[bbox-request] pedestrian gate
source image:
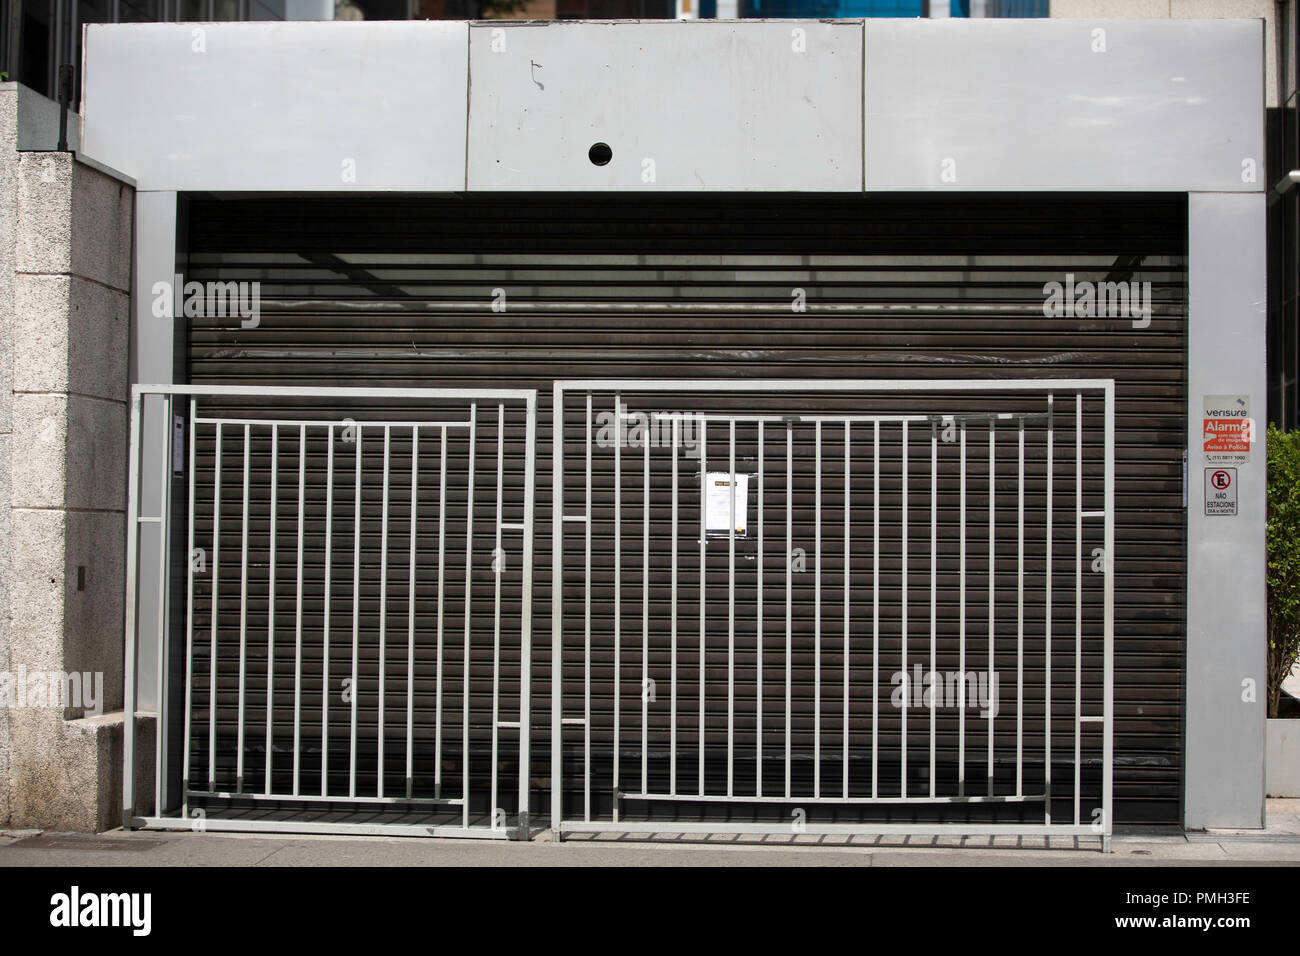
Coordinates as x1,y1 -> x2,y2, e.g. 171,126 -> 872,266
125,385 -> 537,838
551,380 -> 1114,847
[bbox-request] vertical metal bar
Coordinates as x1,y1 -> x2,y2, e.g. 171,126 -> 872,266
613,395 -> 622,817
519,396 -> 537,828
377,426 -> 392,799
1103,384 -> 1115,846
642,423 -> 650,795
584,395 -> 592,820
349,425 -> 362,799
463,408 -> 477,827
698,419 -> 707,796
901,420 -> 909,799
670,416 -> 679,795
182,400 -> 197,815
266,424 -> 278,795
1045,394 -> 1054,824
208,422 -> 223,792
155,396 -> 173,816
757,421 -> 764,798
842,422 -> 851,797
491,406 -> 504,822
1074,394 -> 1083,826
293,425 -> 305,798
550,386 -> 564,834
321,426 -> 334,796
1017,417 -> 1025,797
123,392 -> 143,823
406,427 -> 419,799
930,419 -> 937,798
727,419 -> 736,797
872,420 -> 880,799
236,424 -> 250,793
785,424 -> 793,799
49,0 -> 58,102
435,428 -> 447,796
814,420 -> 822,799
958,419 -> 966,798
988,421 -> 996,798
69,0 -> 80,110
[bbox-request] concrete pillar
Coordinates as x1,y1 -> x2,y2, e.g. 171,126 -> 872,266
0,84 -> 16,829
1184,192 -> 1269,829
6,144 -> 145,831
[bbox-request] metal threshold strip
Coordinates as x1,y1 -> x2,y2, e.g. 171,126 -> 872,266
131,817 -> 523,840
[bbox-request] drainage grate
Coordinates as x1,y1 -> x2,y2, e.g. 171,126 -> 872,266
8,834 -> 162,851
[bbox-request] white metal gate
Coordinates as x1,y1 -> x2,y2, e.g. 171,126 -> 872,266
125,385 -> 537,838
551,379 -> 1114,847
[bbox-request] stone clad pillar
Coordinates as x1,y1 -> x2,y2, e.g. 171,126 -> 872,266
2,88 -> 145,830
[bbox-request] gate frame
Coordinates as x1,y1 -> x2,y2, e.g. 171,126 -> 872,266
123,383 -> 538,840
551,378 -> 1115,849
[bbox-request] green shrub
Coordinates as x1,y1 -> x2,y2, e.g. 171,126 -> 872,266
1266,424 -> 1300,718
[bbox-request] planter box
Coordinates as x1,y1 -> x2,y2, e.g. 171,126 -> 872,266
1267,718 -> 1300,797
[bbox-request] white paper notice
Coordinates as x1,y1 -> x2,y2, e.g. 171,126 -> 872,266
705,472 -> 748,538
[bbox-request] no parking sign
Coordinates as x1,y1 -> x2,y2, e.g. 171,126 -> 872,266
1205,467 -> 1237,516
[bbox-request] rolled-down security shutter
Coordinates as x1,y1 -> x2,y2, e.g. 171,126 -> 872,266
183,193 -> 1187,826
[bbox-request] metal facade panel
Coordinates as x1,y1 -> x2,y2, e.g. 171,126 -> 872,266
80,22 -> 469,192
863,18 -> 1265,192
465,20 -> 864,191
78,20 -> 1264,194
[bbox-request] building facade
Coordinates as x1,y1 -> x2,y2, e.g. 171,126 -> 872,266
0,16 -> 1271,840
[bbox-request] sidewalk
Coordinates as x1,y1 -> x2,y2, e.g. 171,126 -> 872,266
1,800 -> 1297,867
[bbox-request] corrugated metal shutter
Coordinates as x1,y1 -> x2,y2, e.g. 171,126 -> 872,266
183,193 -> 1187,826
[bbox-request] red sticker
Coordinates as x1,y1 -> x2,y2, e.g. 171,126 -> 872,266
1203,418 -> 1250,454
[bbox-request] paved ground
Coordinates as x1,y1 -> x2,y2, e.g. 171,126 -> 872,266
0,799 -> 1297,866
